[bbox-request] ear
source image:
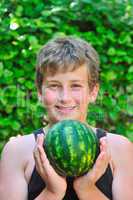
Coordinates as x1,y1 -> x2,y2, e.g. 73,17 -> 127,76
38,91 -> 42,102
89,84 -> 99,103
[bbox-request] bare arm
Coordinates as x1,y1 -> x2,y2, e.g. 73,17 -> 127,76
35,189 -> 65,200
2,134 -> 66,200
0,140 -> 28,200
111,136 -> 133,200
74,135 -> 133,200
75,185 -> 110,200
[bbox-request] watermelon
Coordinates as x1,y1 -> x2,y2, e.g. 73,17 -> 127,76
44,120 -> 99,177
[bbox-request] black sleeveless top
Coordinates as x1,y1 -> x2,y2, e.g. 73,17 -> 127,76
28,128 -> 113,200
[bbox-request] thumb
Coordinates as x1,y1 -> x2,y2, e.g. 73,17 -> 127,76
37,134 -> 44,146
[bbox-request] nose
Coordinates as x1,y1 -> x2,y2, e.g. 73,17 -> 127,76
58,87 -> 72,104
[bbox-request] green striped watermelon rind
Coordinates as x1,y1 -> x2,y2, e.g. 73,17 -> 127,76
44,120 -> 99,177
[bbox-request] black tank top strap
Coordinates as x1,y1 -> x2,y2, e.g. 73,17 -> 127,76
96,127 -> 107,139
95,128 -> 113,200
33,128 -> 45,140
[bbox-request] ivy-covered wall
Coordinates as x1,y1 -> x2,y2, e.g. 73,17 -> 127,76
0,0 -> 133,152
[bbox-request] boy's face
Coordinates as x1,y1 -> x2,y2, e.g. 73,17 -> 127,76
39,64 -> 99,125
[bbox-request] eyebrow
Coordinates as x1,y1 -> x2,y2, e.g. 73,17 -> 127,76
46,80 -> 85,83
71,80 -> 85,82
46,80 -> 60,84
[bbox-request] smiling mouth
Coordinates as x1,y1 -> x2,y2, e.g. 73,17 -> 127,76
55,106 -> 76,114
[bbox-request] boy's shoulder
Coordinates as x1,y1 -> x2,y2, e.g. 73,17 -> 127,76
7,133 -> 35,150
107,132 -> 132,147
92,126 -> 132,156
1,133 -> 36,166
106,132 -> 133,161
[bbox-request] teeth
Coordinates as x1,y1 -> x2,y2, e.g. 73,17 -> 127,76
57,106 -> 75,109
56,106 -> 76,113
56,106 -> 75,109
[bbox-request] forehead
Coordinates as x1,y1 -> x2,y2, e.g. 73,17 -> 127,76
43,64 -> 89,82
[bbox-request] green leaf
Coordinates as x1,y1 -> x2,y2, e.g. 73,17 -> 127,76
107,47 -> 116,56
105,71 -> 117,81
128,65 -> 133,73
12,121 -> 21,131
0,62 -> 4,77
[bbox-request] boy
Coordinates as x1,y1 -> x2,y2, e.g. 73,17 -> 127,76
0,36 -> 133,200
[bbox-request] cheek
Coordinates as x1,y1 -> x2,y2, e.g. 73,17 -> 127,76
72,90 -> 90,104
42,90 -> 57,106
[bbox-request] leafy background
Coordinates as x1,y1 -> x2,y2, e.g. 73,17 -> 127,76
0,0 -> 133,153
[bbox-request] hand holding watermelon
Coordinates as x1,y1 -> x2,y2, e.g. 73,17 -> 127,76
33,134 -> 67,199
73,136 -> 111,195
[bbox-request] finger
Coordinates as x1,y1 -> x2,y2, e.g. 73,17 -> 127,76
34,134 -> 45,174
33,146 -> 45,176
37,134 -> 44,147
37,145 -> 58,178
95,151 -> 110,173
37,145 -> 52,171
89,152 -> 109,182
87,137 -> 111,183
97,137 -> 110,166
100,137 -> 111,161
100,137 -> 107,152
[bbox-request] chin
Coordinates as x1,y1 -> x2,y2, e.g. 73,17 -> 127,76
52,115 -> 82,124
49,110 -> 84,124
